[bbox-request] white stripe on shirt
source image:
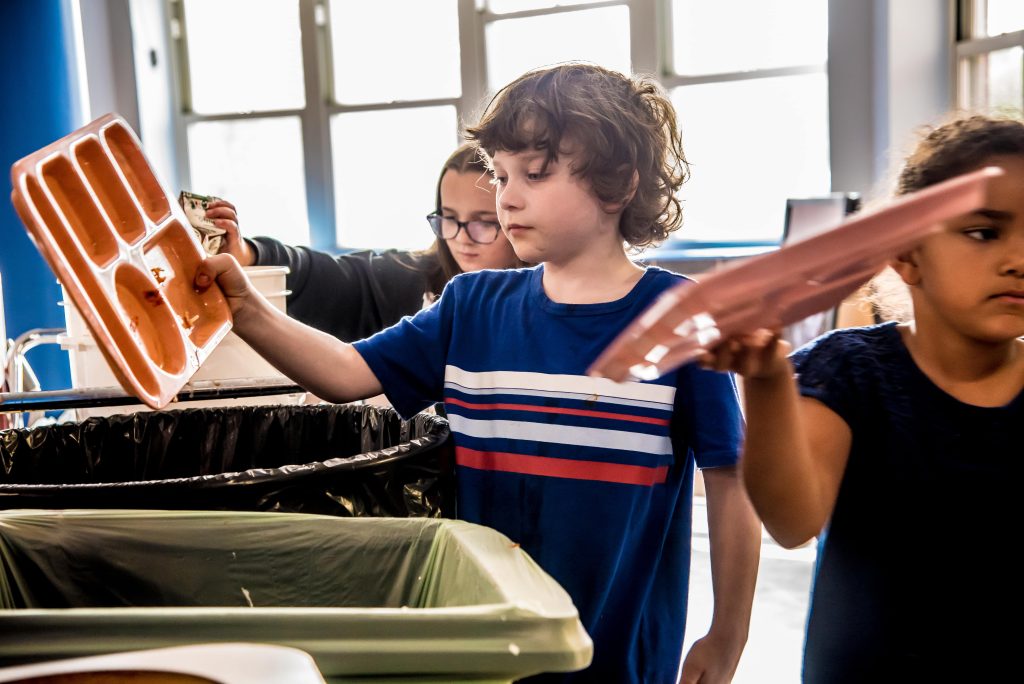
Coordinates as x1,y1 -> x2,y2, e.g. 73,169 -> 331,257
444,366 -> 676,407
447,414 -> 673,456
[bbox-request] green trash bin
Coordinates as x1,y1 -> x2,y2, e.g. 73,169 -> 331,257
0,509 -> 592,683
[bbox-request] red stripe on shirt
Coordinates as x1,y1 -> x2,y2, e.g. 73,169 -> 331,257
456,446 -> 670,486
446,397 -> 670,426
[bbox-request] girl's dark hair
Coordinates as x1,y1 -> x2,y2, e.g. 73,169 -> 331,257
415,143 -> 525,295
465,63 -> 689,249
897,114 -> 1024,195
868,114 -> 1024,322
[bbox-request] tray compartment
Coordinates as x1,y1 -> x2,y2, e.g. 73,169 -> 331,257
40,155 -> 119,268
102,122 -> 170,225
143,221 -> 231,347
113,263 -> 187,378
73,136 -> 147,245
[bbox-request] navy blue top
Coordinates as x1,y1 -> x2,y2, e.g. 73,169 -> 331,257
792,323 -> 1023,682
356,266 -> 743,683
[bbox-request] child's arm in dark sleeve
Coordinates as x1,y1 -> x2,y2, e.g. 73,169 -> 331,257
250,237 -> 428,341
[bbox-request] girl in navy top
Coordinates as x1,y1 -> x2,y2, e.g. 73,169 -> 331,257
706,115 -> 1024,682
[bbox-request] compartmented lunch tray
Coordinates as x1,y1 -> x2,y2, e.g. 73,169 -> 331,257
589,166 -> 1003,381
10,113 -> 232,409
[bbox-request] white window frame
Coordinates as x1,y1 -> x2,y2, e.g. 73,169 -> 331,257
165,0 -> 830,251
955,0 -> 1024,111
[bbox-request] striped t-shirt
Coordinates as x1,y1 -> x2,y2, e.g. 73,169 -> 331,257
355,265 -> 742,684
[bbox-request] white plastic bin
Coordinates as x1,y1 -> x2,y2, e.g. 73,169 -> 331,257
60,265 -> 304,417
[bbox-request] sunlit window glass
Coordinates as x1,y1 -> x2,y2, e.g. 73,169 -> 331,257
983,46 -> 1023,112
329,0 -> 461,105
182,0 -> 304,114
986,0 -> 1024,35
187,117 -> 310,244
487,0 -> 596,13
485,6 -> 631,91
671,74 -> 830,243
672,0 -> 827,75
331,106 -> 458,250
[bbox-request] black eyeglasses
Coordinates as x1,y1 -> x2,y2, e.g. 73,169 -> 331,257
426,212 -> 502,244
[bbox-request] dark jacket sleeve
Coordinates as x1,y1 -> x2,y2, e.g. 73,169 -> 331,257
248,237 -> 431,342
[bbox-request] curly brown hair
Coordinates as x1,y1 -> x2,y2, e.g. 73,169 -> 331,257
897,114 -> 1024,195
464,63 -> 690,249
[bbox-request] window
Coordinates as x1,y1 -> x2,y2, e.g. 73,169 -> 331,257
169,0 -> 830,251
666,0 -> 830,244
957,0 -> 1024,114
484,5 -> 632,91
172,0 -> 462,251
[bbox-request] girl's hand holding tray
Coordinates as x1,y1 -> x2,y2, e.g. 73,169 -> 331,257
588,166 -> 1003,382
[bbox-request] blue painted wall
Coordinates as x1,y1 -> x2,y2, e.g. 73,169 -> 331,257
1,0 -> 79,390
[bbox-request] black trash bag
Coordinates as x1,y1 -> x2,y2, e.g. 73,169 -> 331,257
0,404 -> 453,517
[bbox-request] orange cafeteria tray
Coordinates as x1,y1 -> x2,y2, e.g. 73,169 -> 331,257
588,166 -> 1003,382
10,113 -> 232,409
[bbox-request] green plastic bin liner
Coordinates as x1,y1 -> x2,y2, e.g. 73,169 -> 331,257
0,509 -> 592,683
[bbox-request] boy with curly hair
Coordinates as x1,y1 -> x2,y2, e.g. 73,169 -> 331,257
199,63 -> 760,683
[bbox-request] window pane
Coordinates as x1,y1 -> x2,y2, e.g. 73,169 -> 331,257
987,0 -> 1024,35
182,0 -> 304,114
671,74 -> 830,243
671,0 -> 827,75
329,0 -> 461,105
331,107 -> 458,250
960,47 -> 1024,112
485,6 -> 631,91
987,46 -> 1023,111
488,0 -> 597,13
187,117 -> 310,245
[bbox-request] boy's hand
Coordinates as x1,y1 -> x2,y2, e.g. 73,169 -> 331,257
204,199 -> 256,267
194,253 -> 257,324
698,328 -> 791,380
679,630 -> 744,684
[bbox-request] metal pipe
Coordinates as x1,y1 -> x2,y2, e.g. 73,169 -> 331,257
3,328 -> 66,394
0,378 -> 304,413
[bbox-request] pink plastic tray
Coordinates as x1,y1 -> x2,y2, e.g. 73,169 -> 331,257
588,166 -> 1003,382
10,113 -> 232,409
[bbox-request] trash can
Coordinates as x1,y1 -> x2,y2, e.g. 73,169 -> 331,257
0,509 -> 593,682
0,404 -> 452,517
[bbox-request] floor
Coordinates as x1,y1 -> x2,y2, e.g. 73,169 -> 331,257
682,497 -> 816,683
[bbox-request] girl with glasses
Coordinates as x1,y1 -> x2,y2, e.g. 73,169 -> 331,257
202,144 -> 522,341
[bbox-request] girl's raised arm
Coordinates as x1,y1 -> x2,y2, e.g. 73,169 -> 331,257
703,330 -> 851,548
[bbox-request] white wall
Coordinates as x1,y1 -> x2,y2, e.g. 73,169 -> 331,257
78,0 -> 179,187
78,0 -> 139,131
828,0 -> 953,198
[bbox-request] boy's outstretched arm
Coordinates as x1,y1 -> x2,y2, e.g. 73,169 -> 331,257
703,330 -> 850,549
195,254 -> 383,403
679,465 -> 760,684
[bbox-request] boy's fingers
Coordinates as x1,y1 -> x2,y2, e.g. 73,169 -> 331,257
195,253 -> 243,293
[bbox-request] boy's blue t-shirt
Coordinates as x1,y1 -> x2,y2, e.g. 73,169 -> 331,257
354,265 -> 742,683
